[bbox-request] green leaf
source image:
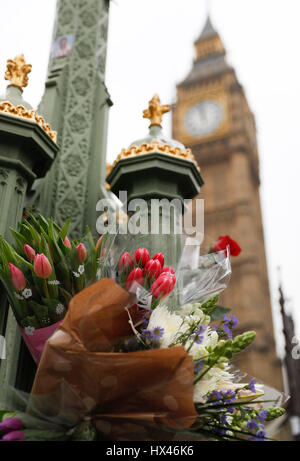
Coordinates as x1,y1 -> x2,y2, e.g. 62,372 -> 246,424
0,411 -> 17,422
86,226 -> 96,251
41,297 -> 66,323
28,300 -> 51,327
27,213 -> 41,232
58,218 -> 70,241
38,215 -> 50,233
9,228 -> 27,255
0,238 -> 18,266
20,315 -> 40,329
58,287 -> 72,307
14,252 -> 34,271
22,222 -> 39,246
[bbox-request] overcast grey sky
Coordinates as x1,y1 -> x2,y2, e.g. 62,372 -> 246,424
0,0 -> 299,353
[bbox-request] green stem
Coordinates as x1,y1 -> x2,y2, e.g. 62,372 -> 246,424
194,351 -> 223,385
43,279 -> 50,298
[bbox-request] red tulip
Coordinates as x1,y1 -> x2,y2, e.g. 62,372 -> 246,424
160,266 -> 175,275
144,259 -> 161,279
8,263 -> 26,291
33,254 -> 52,279
64,236 -> 72,249
76,243 -> 87,262
213,235 -> 241,257
151,273 -> 176,299
0,417 -> 23,433
119,252 -> 133,272
134,248 -> 150,267
24,244 -> 35,261
152,252 -> 165,268
1,430 -> 26,441
158,272 -> 176,288
126,267 -> 144,291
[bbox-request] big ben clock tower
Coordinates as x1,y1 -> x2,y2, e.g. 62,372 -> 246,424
173,16 -> 284,391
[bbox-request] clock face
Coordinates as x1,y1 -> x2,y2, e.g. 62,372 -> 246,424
184,100 -> 224,137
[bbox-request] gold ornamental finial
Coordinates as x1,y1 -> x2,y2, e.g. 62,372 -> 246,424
4,54 -> 32,92
143,94 -> 170,127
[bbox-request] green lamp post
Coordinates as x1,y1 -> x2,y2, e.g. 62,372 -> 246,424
0,55 -> 58,390
106,94 -> 204,266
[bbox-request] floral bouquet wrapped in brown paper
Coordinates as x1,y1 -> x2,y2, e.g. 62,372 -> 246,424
0,236 -> 287,441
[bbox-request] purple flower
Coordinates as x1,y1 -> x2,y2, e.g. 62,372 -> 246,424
214,427 -> 227,435
230,315 -> 239,328
193,324 -> 206,344
152,326 -> 164,341
142,310 -> 152,327
222,314 -> 239,338
123,337 -> 138,352
255,429 -> 266,440
207,391 -> 222,404
221,390 -> 236,402
0,417 -> 23,434
193,360 -> 204,373
247,419 -> 258,430
1,430 -> 26,441
223,314 -> 239,327
220,415 -> 227,425
222,323 -> 232,338
141,329 -> 153,341
258,410 -> 267,422
249,379 -> 256,393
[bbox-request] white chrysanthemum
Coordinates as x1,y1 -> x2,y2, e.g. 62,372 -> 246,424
148,305 -> 187,347
194,366 -> 235,403
179,303 -> 200,317
188,328 -> 219,359
178,304 -> 210,325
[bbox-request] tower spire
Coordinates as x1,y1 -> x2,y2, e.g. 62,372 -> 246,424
196,14 -> 218,43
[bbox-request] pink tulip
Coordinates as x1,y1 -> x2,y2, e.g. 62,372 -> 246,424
76,243 -> 87,262
64,236 -> 72,249
96,235 -> 103,251
0,417 -> 23,434
152,252 -> 165,268
1,430 -> 26,441
126,268 -> 144,291
144,259 -> 161,279
160,266 -> 175,275
33,254 -> 52,279
8,263 -> 26,291
134,248 -> 150,267
24,244 -> 35,261
119,252 -> 133,272
151,273 -> 176,299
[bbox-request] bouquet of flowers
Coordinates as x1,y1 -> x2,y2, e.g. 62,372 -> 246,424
0,235 -> 286,441
0,214 -> 106,363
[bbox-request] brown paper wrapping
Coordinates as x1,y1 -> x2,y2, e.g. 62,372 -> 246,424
30,279 -> 197,440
